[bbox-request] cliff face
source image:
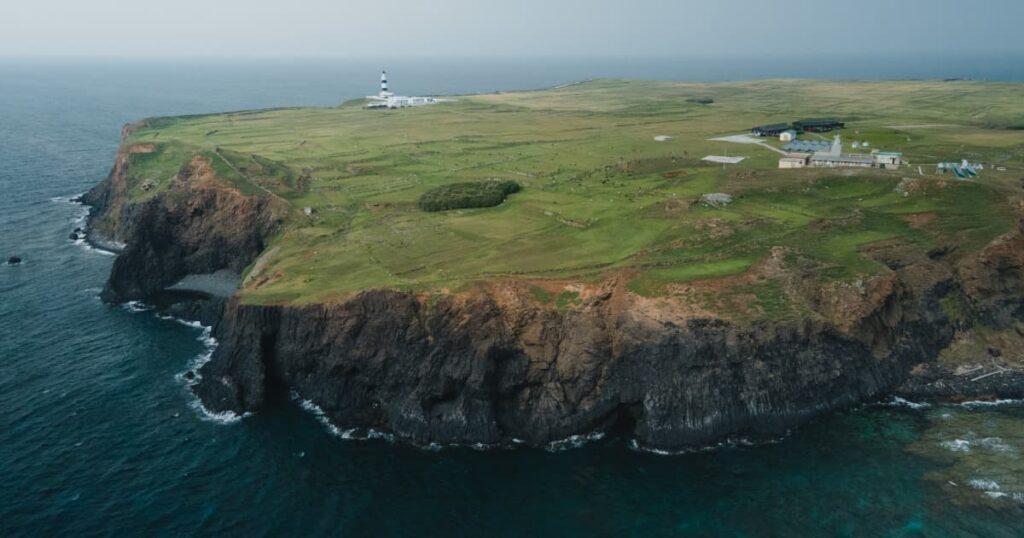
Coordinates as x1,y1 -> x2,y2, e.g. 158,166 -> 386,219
86,135 -> 1024,450
83,143 -> 287,303
192,276 -> 953,449
959,210 -> 1024,327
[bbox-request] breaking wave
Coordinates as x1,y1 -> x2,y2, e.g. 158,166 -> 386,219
939,436 -> 1014,454
293,394 -> 359,439
53,192 -> 120,256
158,313 -> 248,425
966,479 -> 1024,502
122,300 -> 154,313
881,396 -> 931,410
628,435 -> 785,456
123,303 -> 245,424
545,431 -> 605,452
940,439 -> 972,453
959,399 -> 1024,408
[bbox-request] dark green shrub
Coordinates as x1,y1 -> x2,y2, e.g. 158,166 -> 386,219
418,180 -> 521,212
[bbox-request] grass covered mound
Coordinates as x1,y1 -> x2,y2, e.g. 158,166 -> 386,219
418,180 -> 521,212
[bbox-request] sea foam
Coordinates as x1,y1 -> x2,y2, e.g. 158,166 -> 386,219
882,396 -> 931,410
122,301 -> 154,313
292,393 -> 359,439
160,314 -> 249,425
545,431 -> 606,452
940,439 -> 972,453
53,192 -> 120,256
959,399 -> 1024,408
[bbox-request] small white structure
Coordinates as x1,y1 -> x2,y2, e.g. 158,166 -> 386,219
701,193 -> 733,207
702,155 -> 746,164
365,70 -> 440,109
385,95 -> 438,108
780,130 -> 797,142
654,135 -> 674,142
873,151 -> 902,169
709,134 -> 764,145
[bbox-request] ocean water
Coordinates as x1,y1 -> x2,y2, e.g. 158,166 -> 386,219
2,57 -> 1024,536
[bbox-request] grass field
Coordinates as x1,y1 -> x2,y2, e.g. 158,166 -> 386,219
120,80 -> 1024,309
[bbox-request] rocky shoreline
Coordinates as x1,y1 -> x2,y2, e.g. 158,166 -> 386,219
83,133 -> 1024,451
896,363 -> 1024,403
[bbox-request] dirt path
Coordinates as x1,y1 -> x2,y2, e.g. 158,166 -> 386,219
213,149 -> 291,205
243,246 -> 280,286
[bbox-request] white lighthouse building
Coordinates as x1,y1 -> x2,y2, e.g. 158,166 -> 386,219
378,70 -> 393,97
365,70 -> 439,109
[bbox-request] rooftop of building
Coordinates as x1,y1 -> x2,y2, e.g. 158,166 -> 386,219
810,153 -> 876,164
753,123 -> 792,131
794,118 -> 844,126
783,140 -> 833,152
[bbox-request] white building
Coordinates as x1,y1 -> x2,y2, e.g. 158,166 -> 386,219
386,95 -> 438,108
365,70 -> 440,109
809,135 -> 875,168
873,151 -> 902,169
780,130 -> 797,142
810,153 -> 875,168
779,153 -> 809,168
778,134 -> 904,171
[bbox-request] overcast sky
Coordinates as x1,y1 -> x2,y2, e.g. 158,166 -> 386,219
3,0 -> 1023,59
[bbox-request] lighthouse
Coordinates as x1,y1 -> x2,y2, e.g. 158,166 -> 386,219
364,69 -> 441,109
379,70 -> 392,97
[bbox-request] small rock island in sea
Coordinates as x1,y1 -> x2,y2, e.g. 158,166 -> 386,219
80,79 -> 1024,451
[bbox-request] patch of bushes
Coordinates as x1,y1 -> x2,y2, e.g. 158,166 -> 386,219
530,286 -> 552,304
686,97 -> 715,105
418,180 -> 521,212
940,293 -> 967,322
556,291 -> 581,310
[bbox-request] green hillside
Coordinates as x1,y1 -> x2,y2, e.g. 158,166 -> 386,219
120,80 -> 1024,307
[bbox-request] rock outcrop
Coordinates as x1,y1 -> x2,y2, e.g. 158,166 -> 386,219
194,279 -> 953,449
83,144 -> 287,303
958,208 -> 1024,327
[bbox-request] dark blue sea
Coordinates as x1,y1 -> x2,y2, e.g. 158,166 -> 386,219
2,57 -> 1024,536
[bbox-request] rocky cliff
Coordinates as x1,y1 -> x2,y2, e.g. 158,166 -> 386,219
86,135 -> 1024,450
83,139 -> 288,303
194,280 -> 954,449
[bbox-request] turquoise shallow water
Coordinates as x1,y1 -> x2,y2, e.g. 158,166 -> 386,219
2,58 -> 1024,536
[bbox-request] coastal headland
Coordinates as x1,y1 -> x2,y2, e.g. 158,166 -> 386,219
83,80 -> 1024,449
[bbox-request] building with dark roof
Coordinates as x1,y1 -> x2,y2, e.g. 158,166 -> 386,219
793,118 -> 845,133
751,123 -> 793,137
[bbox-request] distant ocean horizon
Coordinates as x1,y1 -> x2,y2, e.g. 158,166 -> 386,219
3,52 -> 1023,116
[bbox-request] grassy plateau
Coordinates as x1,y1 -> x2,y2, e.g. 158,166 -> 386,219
119,80 -> 1024,311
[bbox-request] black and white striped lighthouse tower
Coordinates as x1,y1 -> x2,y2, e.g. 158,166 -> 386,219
380,70 -> 390,96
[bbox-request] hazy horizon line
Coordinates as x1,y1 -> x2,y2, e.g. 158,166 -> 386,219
3,51 -> 1024,62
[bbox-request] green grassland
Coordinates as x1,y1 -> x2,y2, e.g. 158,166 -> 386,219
121,80 -> 1024,308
